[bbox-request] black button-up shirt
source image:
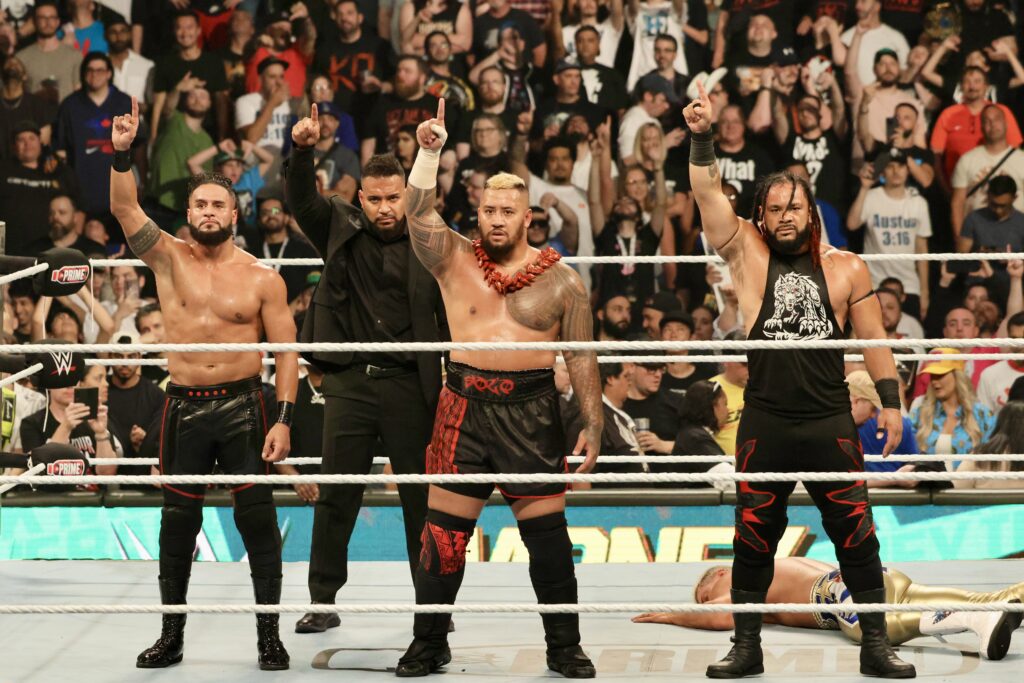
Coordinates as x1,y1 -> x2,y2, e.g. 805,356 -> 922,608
346,220 -> 415,367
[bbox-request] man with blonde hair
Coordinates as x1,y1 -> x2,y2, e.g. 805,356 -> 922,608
393,99 -> 603,679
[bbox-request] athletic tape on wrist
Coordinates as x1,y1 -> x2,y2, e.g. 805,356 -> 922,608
689,129 -> 716,167
408,147 -> 441,189
874,378 -> 901,411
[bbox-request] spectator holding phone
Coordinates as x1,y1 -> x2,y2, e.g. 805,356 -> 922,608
20,362 -> 122,478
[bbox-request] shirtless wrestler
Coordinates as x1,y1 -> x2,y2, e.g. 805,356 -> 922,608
392,99 -> 603,679
634,557 -> 1023,661
109,98 -> 299,671
684,81 -> 913,678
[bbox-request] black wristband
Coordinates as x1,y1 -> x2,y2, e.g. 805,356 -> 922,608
276,401 -> 295,427
874,378 -> 901,411
689,129 -> 716,167
112,149 -> 132,172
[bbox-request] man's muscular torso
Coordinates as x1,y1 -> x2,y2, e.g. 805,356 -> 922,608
718,220 -> 869,334
143,222 -> 276,385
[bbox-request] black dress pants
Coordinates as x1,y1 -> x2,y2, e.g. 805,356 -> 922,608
307,367 -> 433,603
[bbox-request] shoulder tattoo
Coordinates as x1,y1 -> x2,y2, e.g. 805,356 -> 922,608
127,220 -> 162,257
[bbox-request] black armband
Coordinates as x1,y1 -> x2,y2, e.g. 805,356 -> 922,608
689,129 -> 716,167
112,149 -> 132,172
874,378 -> 901,411
276,401 -> 295,427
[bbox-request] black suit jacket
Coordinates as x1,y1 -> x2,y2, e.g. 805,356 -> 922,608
286,146 -> 447,409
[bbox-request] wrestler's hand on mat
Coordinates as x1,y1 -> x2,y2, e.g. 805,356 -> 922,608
876,407 -> 903,457
416,98 -> 447,152
112,96 -> 139,151
572,425 -> 601,474
262,423 -> 291,462
292,103 -> 320,147
632,612 -> 685,625
683,79 -> 712,134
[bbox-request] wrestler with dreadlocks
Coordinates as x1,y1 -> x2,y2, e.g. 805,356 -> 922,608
684,81 -> 925,680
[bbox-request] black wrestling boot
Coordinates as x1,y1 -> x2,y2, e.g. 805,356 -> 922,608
252,576 -> 290,671
395,614 -> 452,677
543,616 -> 596,679
295,608 -> 341,633
854,589 -> 916,679
706,590 -> 766,679
136,576 -> 189,668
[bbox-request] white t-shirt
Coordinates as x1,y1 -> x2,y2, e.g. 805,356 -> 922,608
562,19 -> 623,69
112,50 -> 154,105
570,147 -> 618,193
976,360 -> 1024,412
627,1 -> 688,91
951,146 -> 1024,214
896,312 -> 924,339
859,186 -> 932,295
618,105 -> 659,160
840,24 -> 909,86
234,93 -> 291,149
529,174 -> 594,290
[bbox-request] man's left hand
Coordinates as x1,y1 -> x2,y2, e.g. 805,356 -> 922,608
876,408 -> 903,457
262,423 -> 291,462
572,425 -> 601,474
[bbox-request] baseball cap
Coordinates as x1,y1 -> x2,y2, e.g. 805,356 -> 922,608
314,100 -> 342,120
686,67 -> 728,101
874,48 -> 899,65
1008,375 -> 1024,402
846,370 -> 881,410
772,46 -> 800,67
213,149 -> 245,167
644,291 -> 683,315
112,329 -> 141,345
873,147 -> 908,176
257,55 -> 290,75
918,348 -> 966,376
554,58 -> 581,74
305,270 -> 322,288
660,310 -> 695,333
10,119 -> 41,139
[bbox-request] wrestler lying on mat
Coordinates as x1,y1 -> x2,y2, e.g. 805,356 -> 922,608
634,557 -> 1023,661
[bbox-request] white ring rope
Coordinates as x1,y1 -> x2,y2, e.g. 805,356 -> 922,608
89,252 -> 1024,268
2,470 -> 1021,486
82,453 -> 1024,466
0,363 -> 42,389
0,262 -> 48,287
0,462 -> 44,496
1,338 -> 1022,355
0,601 -> 1020,616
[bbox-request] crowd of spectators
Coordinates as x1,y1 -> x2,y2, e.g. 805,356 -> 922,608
2,0 -> 1024,493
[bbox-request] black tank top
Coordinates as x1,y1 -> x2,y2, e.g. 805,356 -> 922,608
745,251 -> 850,419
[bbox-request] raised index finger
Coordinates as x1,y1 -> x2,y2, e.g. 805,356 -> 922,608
311,102 -> 318,122
436,96 -> 445,124
695,78 -> 710,108
131,96 -> 138,121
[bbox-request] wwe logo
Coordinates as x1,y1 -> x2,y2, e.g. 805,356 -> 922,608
49,351 -> 75,376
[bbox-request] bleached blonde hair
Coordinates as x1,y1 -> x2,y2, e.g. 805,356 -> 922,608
485,172 -> 527,192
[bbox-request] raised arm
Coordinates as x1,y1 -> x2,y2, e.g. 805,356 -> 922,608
287,104 -> 333,255
408,99 -> 471,276
554,264 -> 602,474
683,80 -> 742,252
109,97 -> 172,270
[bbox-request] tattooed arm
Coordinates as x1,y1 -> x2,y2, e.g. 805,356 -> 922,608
109,97 -> 172,270
408,98 -> 471,276
555,264 -> 603,473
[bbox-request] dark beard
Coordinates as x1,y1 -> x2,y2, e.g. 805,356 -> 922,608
109,39 -> 131,53
765,225 -> 811,255
184,105 -> 209,119
189,223 -> 233,246
481,234 -> 516,261
601,317 -> 629,340
395,82 -> 419,100
49,222 -> 73,241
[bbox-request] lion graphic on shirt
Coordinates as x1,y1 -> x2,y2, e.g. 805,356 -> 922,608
763,272 -> 834,340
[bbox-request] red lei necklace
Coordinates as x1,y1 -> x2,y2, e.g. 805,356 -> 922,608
472,240 -> 561,295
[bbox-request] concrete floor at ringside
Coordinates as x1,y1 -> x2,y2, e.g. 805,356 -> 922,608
0,560 -> 1022,682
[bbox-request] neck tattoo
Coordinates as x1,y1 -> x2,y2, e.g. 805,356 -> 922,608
472,240 -> 561,295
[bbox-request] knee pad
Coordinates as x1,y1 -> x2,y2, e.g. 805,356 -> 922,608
159,502 -> 204,578
518,512 -> 576,601
419,509 -> 475,577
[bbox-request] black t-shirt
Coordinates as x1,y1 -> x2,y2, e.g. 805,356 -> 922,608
313,32 -> 396,120
248,236 -> 321,303
27,234 -> 105,257
783,130 -> 846,211
20,408 -> 123,491
107,378 -> 166,459
531,96 -> 605,138
623,393 -> 680,441
961,5 -> 1015,57
718,141 -> 777,218
152,50 -> 228,94
581,64 -> 630,113
0,160 -> 79,256
658,364 -> 718,417
365,93 -> 453,154
291,376 -> 325,473
594,223 -> 660,309
472,8 -> 544,63
0,93 -> 57,162
722,0 -> 800,55
880,0 -> 927,46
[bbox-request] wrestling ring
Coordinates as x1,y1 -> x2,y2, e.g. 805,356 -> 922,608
0,250 -> 1022,681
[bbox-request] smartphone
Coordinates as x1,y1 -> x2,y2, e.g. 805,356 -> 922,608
947,259 -> 981,274
74,387 -> 99,420
885,116 -> 898,140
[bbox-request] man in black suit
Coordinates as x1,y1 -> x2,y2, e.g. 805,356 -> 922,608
287,105 -> 447,633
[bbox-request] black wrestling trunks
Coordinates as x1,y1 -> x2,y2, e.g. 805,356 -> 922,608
426,361 -> 567,500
